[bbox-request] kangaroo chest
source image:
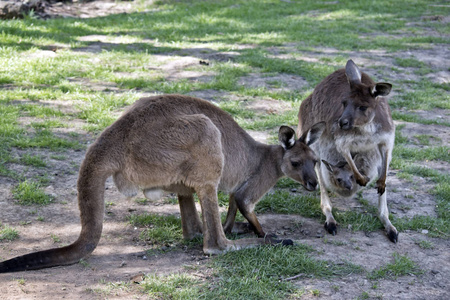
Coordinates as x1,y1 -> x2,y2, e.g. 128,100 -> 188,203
334,123 -> 391,153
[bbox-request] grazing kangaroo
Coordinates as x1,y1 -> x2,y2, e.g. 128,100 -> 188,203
297,60 -> 398,243
0,94 -> 324,273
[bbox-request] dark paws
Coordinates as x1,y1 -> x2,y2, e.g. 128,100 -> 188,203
376,180 -> 386,195
387,229 -> 399,243
324,222 -> 337,236
265,234 -> 293,246
356,175 -> 370,187
280,239 -> 294,246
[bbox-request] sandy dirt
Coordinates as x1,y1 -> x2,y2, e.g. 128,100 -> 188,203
0,1 -> 449,299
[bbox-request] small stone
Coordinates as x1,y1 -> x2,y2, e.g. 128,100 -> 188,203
290,188 -> 297,193
431,270 -> 439,275
142,255 -> 147,260
421,229 -> 429,234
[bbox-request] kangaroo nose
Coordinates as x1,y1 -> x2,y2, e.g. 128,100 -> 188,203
339,118 -> 350,129
305,180 -> 318,191
344,181 -> 353,190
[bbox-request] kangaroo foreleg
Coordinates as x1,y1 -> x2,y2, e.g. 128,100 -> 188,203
376,143 -> 389,195
317,164 -> 337,235
342,150 -> 370,186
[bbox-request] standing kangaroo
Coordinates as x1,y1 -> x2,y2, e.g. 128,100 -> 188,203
0,95 -> 324,273
298,60 -> 398,243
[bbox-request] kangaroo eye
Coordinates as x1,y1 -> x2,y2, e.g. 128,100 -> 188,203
337,178 -> 342,183
359,106 -> 368,112
342,101 -> 348,108
291,161 -> 300,168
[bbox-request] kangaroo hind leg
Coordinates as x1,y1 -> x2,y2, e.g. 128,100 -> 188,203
178,194 -> 203,240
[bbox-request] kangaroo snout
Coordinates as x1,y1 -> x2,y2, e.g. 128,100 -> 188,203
338,117 -> 352,130
343,180 -> 353,191
304,178 -> 318,191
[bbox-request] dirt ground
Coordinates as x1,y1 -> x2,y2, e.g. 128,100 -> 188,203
0,1 -> 449,299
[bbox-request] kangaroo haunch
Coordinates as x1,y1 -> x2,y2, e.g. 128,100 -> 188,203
0,94 -> 325,273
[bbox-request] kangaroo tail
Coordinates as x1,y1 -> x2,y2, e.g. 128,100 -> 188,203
0,147 -> 113,273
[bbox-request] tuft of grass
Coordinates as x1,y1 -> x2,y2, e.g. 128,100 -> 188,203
256,190 -> 323,219
203,245 -> 363,299
415,240 -> 435,250
141,273 -> 201,299
0,223 -> 19,241
20,153 -> 47,168
129,213 -> 183,245
11,181 -> 53,205
368,253 -> 424,280
12,129 -> 82,150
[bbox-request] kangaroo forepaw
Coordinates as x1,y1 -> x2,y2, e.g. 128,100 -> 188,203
280,239 -> 294,246
263,233 -> 293,246
387,229 -> 399,243
324,222 -> 338,236
376,180 -> 386,195
356,175 -> 370,187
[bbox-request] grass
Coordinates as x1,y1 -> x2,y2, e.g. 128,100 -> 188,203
141,273 -> 201,299
201,244 -> 363,299
0,224 -> 19,241
11,180 -> 53,205
20,153 -> 47,168
367,253 -> 424,280
128,213 -> 184,246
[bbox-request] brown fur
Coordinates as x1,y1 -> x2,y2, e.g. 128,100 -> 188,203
297,60 -> 398,243
0,94 -> 324,273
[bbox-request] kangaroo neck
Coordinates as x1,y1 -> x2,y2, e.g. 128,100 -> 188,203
252,142 -> 285,181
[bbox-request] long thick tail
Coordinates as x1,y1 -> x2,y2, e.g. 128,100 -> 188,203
0,147 -> 112,273
0,239 -> 97,272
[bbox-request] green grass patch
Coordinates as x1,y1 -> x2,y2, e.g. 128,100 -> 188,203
204,245 -> 363,299
393,146 -> 450,163
11,180 -> 53,205
0,223 -> 19,241
141,273 -> 201,299
368,253 -> 423,280
129,213 -> 183,245
256,190 -> 323,219
11,129 -> 82,150
20,153 -> 47,167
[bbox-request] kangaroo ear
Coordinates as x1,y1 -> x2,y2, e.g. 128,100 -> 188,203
278,126 -> 296,150
300,121 -> 325,146
371,83 -> 392,98
321,160 -> 333,173
345,59 -> 362,85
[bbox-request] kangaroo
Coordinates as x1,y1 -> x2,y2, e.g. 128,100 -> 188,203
298,60 -> 398,243
0,94 -> 324,273
321,150 -> 381,198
